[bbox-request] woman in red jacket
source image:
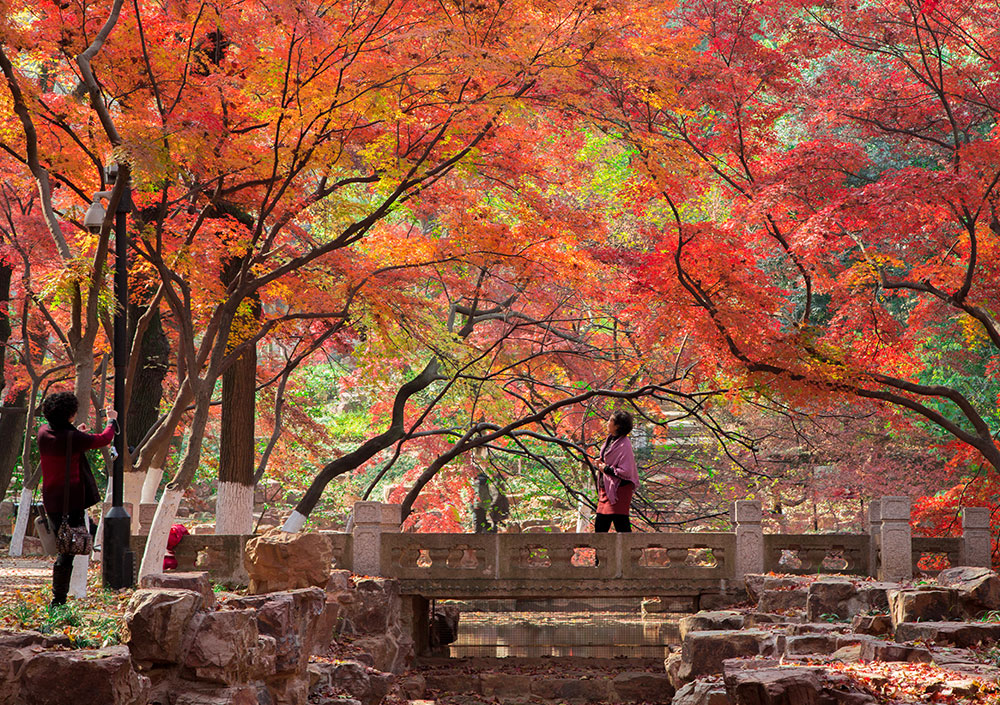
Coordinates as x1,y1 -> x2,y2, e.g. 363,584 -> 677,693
37,392 -> 116,605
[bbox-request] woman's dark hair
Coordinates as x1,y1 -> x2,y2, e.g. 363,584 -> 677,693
610,410 -> 634,437
41,391 -> 78,427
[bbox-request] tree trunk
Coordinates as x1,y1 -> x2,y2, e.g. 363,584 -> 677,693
138,387 -> 212,580
215,326 -> 257,534
0,264 -> 26,499
0,390 -> 26,500
123,300 -> 170,507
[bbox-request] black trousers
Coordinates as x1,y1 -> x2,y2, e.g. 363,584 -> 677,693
46,510 -> 84,604
594,513 -> 632,533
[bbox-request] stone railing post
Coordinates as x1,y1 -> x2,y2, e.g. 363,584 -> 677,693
352,501 -> 400,576
733,500 -> 763,581
961,507 -> 992,568
878,496 -> 912,581
868,501 -> 882,578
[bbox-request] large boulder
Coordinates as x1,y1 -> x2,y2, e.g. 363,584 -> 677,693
124,588 -> 205,665
244,529 -> 333,594
182,610 -> 265,684
887,587 -> 962,626
140,572 -> 216,608
18,646 -> 150,705
937,567 -> 1000,616
679,611 -> 746,640
678,630 -> 779,683
0,631 -> 72,705
228,588 -> 327,673
894,621 -> 1000,648
722,660 -> 876,705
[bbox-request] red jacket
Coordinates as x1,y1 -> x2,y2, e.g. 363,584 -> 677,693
38,424 -> 114,515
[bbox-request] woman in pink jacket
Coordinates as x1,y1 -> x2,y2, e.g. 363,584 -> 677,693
595,410 -> 640,533
37,392 -> 116,605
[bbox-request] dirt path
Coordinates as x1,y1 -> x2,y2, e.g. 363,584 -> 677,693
0,556 -> 54,597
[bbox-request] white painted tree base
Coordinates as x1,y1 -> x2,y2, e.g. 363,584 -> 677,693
122,471 -> 146,518
93,480 -> 114,553
8,487 -> 33,557
69,553 -> 89,598
214,481 -> 255,535
141,467 -> 163,503
281,509 -> 307,533
138,488 -> 183,581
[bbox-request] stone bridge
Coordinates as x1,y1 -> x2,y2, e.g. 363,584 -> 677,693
151,496 -> 992,600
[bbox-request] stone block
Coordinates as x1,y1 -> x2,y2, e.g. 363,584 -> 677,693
19,646 -> 150,705
806,578 -> 856,621
424,672 -> 481,693
530,676 -> 610,701
480,673 -> 533,696
679,611 -> 746,640
722,660 -> 876,705
783,634 -> 840,656
244,529 -> 333,594
170,684 -> 263,705
937,566 -> 1000,615
139,572 -> 216,608
611,671 -> 675,703
757,588 -> 808,614
671,679 -> 731,705
746,613 -> 797,628
888,587 -> 962,626
894,621 -> 1000,648
851,614 -> 892,636
855,582 -> 894,614
124,588 -> 204,665
679,630 -> 779,683
860,638 -> 932,662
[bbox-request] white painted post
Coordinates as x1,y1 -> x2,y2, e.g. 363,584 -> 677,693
879,496 -> 912,581
734,500 -> 764,581
961,507 -> 992,568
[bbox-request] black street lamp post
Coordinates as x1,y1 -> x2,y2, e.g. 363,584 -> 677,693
84,163 -> 135,589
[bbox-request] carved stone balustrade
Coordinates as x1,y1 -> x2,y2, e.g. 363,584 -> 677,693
912,536 -> 962,575
763,534 -> 869,576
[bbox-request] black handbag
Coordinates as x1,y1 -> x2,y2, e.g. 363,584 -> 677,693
55,431 -> 93,556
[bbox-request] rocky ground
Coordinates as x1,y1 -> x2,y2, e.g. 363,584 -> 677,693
4,541 -> 1000,705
